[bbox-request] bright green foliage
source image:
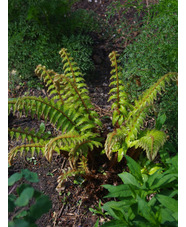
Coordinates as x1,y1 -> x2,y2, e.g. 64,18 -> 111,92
8,48 -> 102,188
100,154 -> 178,226
104,51 -> 177,162
8,169 -> 52,227
8,49 -> 177,187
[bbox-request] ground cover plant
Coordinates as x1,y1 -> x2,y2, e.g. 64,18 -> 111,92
98,153 -> 178,226
8,0 -> 100,91
8,169 -> 51,227
8,48 -> 177,192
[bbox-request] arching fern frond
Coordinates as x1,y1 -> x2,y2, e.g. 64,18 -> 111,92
8,143 -> 46,165
125,72 -> 178,143
130,129 -> 167,161
8,127 -> 51,143
59,48 -> 102,128
12,96 -> 78,133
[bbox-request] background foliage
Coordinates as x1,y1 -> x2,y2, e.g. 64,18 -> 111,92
119,0 -> 178,146
8,0 -> 100,86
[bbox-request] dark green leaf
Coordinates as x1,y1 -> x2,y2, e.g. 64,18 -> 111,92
103,184 -> 132,198
137,195 -> 158,225
15,187 -> 34,207
29,194 -> 52,221
155,113 -> 166,130
22,169 -> 39,183
119,172 -> 140,188
101,220 -> 128,227
8,194 -> 16,212
125,155 -> 143,183
8,173 -> 22,186
156,194 -> 178,213
8,219 -> 31,227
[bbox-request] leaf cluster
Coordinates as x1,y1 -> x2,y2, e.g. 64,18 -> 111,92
8,169 -> 52,227
104,51 -> 177,162
8,0 -> 100,86
99,154 -> 178,226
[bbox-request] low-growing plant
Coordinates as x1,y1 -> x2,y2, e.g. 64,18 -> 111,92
8,169 -> 52,227
98,154 -> 178,226
8,49 -> 177,190
8,0 -> 100,83
62,34 -> 94,73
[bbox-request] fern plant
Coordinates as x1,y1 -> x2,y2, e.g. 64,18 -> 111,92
8,49 -> 177,188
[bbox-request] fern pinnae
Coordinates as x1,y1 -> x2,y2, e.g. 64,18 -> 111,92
132,72 -> 178,114
35,65 -> 65,105
44,132 -> 82,162
108,51 -> 131,127
8,143 -> 46,165
59,48 -> 102,128
14,96 -> 78,133
8,127 -> 51,144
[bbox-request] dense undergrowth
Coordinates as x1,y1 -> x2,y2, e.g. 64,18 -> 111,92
8,0 -> 178,226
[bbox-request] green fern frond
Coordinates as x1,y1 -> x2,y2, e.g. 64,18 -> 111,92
125,72 -> 178,143
35,65 -> 65,104
8,143 -> 46,165
104,127 -> 128,161
131,129 -> 167,161
13,96 -> 79,133
8,127 -> 51,143
44,132 -> 84,162
132,72 -> 177,114
59,48 -> 102,128
8,98 -> 17,115
108,51 -> 132,127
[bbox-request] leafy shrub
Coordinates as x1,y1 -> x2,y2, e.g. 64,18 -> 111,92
99,154 -> 178,226
8,0 -> 99,86
62,34 -> 94,73
8,49 -> 177,191
8,169 -> 52,227
120,0 -> 178,146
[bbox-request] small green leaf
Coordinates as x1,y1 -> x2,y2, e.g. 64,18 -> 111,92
8,172 -> 22,186
39,122 -> 45,133
15,187 -> 34,207
22,169 -> 39,183
155,113 -> 166,130
118,172 -> 140,188
156,194 -> 178,212
29,194 -> 52,221
125,155 -> 143,183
